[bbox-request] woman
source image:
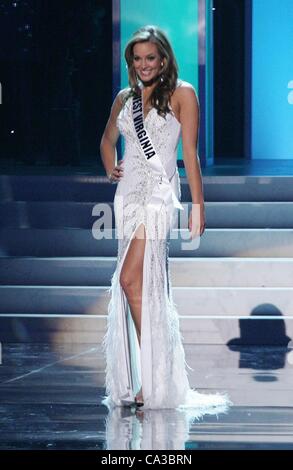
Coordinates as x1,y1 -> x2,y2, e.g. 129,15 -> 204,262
100,25 -> 231,412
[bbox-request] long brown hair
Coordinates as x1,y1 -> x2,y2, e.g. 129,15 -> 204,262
123,25 -> 180,119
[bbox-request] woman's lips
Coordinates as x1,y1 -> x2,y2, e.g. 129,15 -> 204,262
141,70 -> 152,76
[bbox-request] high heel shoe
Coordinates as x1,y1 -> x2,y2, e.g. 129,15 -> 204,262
134,397 -> 144,407
135,388 -> 144,407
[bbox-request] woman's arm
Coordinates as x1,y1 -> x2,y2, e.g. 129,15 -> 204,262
99,90 -> 125,182
177,83 -> 206,237
178,83 -> 204,203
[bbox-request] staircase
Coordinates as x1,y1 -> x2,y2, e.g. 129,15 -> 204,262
0,173 -> 293,345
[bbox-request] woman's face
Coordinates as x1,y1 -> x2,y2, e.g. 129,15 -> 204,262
132,41 -> 163,83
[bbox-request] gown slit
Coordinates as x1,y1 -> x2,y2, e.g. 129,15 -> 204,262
119,222 -> 147,404
102,220 -> 149,408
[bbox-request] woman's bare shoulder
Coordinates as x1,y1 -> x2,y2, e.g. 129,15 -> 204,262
116,87 -> 132,105
110,87 -> 131,119
176,79 -> 198,94
175,80 -> 199,105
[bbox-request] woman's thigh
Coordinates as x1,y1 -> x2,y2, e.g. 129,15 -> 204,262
120,223 -> 146,288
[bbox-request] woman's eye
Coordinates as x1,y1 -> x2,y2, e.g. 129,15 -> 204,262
133,56 -> 155,61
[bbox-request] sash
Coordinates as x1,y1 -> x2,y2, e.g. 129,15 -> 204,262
132,94 -> 184,213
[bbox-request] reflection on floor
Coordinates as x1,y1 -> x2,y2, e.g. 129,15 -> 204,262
0,342 -> 292,450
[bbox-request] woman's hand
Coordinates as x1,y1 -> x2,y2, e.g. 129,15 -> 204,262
108,159 -> 124,183
188,202 -> 206,238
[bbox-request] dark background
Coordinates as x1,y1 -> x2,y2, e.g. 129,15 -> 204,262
0,0 -> 112,167
0,0 -> 248,168
213,0 -> 250,160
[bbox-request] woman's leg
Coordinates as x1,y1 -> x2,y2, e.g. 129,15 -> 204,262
119,224 -> 146,403
119,223 -> 146,347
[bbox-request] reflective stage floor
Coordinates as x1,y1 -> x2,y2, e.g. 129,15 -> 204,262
0,342 -> 292,450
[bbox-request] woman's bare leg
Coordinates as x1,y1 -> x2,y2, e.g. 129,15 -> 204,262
119,224 -> 146,403
119,223 -> 146,345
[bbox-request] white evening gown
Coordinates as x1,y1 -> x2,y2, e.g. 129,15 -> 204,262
102,82 -> 231,414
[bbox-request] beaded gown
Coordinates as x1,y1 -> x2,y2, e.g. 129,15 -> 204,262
102,81 -> 231,413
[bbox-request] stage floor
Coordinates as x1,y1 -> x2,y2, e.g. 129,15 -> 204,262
0,342 -> 292,450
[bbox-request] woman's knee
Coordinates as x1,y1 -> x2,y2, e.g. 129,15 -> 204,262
119,270 -> 139,294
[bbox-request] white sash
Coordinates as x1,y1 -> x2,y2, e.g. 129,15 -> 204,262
132,94 -> 184,213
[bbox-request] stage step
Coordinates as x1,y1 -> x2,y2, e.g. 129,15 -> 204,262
1,228 -> 293,257
1,285 -> 293,317
1,257 -> 293,287
1,201 -> 293,229
1,174 -> 293,202
0,314 -> 292,344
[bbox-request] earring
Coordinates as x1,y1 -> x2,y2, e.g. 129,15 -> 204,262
160,74 -> 164,82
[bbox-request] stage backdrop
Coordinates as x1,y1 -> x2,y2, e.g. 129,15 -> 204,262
252,0 -> 293,159
114,0 -> 213,164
